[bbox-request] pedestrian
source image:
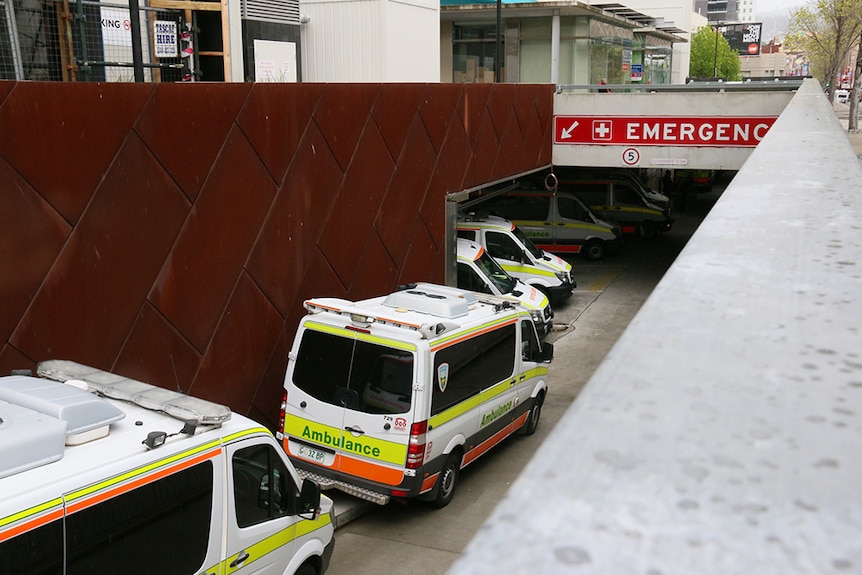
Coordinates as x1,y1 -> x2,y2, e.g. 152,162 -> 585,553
599,78 -> 610,93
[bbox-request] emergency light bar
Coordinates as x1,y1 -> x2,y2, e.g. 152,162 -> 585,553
304,300 -> 424,331
37,360 -> 231,426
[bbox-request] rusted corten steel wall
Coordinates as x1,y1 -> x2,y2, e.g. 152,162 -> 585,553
0,80 -> 554,428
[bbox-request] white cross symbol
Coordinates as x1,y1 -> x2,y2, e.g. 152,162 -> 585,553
593,121 -> 612,140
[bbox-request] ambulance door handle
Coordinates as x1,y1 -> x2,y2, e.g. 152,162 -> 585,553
230,551 -> 250,568
519,374 -> 526,381
344,425 -> 365,436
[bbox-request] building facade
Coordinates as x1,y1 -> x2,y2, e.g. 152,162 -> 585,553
440,0 -> 684,86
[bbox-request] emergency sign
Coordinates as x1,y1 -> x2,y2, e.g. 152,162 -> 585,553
554,116 -> 778,147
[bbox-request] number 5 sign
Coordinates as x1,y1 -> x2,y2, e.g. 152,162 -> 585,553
622,147 -> 640,166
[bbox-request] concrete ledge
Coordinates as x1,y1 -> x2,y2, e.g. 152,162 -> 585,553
449,79 -> 862,574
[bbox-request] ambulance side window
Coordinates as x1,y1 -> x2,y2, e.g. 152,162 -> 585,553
521,319 -> 541,362
457,262 -> 493,294
486,231 -> 523,261
457,229 -> 476,241
615,184 -> 642,206
64,461 -> 213,575
431,324 -> 515,415
233,444 -> 297,528
569,185 -> 606,207
557,196 -> 590,222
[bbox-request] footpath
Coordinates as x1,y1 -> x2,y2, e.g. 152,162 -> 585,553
834,101 -> 862,163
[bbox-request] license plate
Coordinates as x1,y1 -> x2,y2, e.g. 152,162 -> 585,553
297,444 -> 327,463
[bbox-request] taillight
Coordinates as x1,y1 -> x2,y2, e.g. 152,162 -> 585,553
276,390 -> 287,440
406,420 -> 427,469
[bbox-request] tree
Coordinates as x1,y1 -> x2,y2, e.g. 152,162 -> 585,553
786,0 -> 862,103
689,26 -> 742,81
850,36 -> 861,130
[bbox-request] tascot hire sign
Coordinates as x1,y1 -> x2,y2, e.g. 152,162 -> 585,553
554,116 -> 777,147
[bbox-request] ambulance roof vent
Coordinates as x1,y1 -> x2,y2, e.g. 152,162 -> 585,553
384,283 -> 476,319
0,374 -> 127,477
37,360 -> 231,427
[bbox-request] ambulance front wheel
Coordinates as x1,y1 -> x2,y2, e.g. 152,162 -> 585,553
583,239 -> 606,261
522,393 -> 544,436
432,451 -> 462,508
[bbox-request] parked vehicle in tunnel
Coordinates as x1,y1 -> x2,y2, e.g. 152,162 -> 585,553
558,167 -> 671,212
456,238 -> 554,338
456,213 -> 575,304
474,187 -> 622,260
555,174 -> 674,238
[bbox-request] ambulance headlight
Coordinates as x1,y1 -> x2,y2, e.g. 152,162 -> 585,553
555,271 -> 569,283
529,309 -> 543,322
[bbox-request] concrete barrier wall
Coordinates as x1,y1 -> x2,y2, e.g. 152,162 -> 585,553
449,78 -> 862,574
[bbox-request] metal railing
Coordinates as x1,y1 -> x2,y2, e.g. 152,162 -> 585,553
557,78 -> 806,93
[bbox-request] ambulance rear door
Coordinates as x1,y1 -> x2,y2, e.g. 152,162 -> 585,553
285,323 -> 415,489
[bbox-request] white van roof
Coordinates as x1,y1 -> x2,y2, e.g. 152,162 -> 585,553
0,361 -> 263,507
456,237 -> 484,262
303,283 -> 527,341
457,212 -> 515,232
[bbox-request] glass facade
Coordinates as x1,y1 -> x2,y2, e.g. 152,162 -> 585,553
449,12 -> 673,86
453,23 -> 503,82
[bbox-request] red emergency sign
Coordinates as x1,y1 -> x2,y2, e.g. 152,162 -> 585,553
554,116 -> 777,147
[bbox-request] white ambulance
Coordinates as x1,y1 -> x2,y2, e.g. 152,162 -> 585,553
456,237 -> 554,338
278,283 -> 553,508
457,213 -> 576,305
0,360 -> 335,575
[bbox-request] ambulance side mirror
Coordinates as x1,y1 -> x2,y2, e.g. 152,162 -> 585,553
539,342 -> 554,363
297,478 -> 322,520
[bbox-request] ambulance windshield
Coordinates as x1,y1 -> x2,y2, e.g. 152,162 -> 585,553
293,329 -> 414,415
475,251 -> 516,294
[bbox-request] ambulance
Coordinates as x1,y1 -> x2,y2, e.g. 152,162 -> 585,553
456,238 -> 554,338
457,213 -> 575,304
0,360 -> 335,575
278,283 -> 553,508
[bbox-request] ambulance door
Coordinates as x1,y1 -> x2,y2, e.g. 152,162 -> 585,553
224,439 -> 299,574
287,325 -> 415,489
515,318 -> 548,433
284,326 -> 356,476
611,182 -> 654,234
485,229 -> 530,284
337,337 -> 417,488
465,323 -> 521,460
554,193 -> 599,252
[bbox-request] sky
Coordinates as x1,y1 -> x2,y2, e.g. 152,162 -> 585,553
756,0 -> 805,38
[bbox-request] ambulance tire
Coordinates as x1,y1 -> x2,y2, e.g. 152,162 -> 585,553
431,451 -> 462,508
522,393 -> 544,436
583,239 -> 606,261
294,563 -> 316,575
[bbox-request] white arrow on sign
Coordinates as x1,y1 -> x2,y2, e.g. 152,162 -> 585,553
560,121 -> 579,139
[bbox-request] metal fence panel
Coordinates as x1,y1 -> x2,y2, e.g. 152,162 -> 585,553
0,0 -> 186,81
